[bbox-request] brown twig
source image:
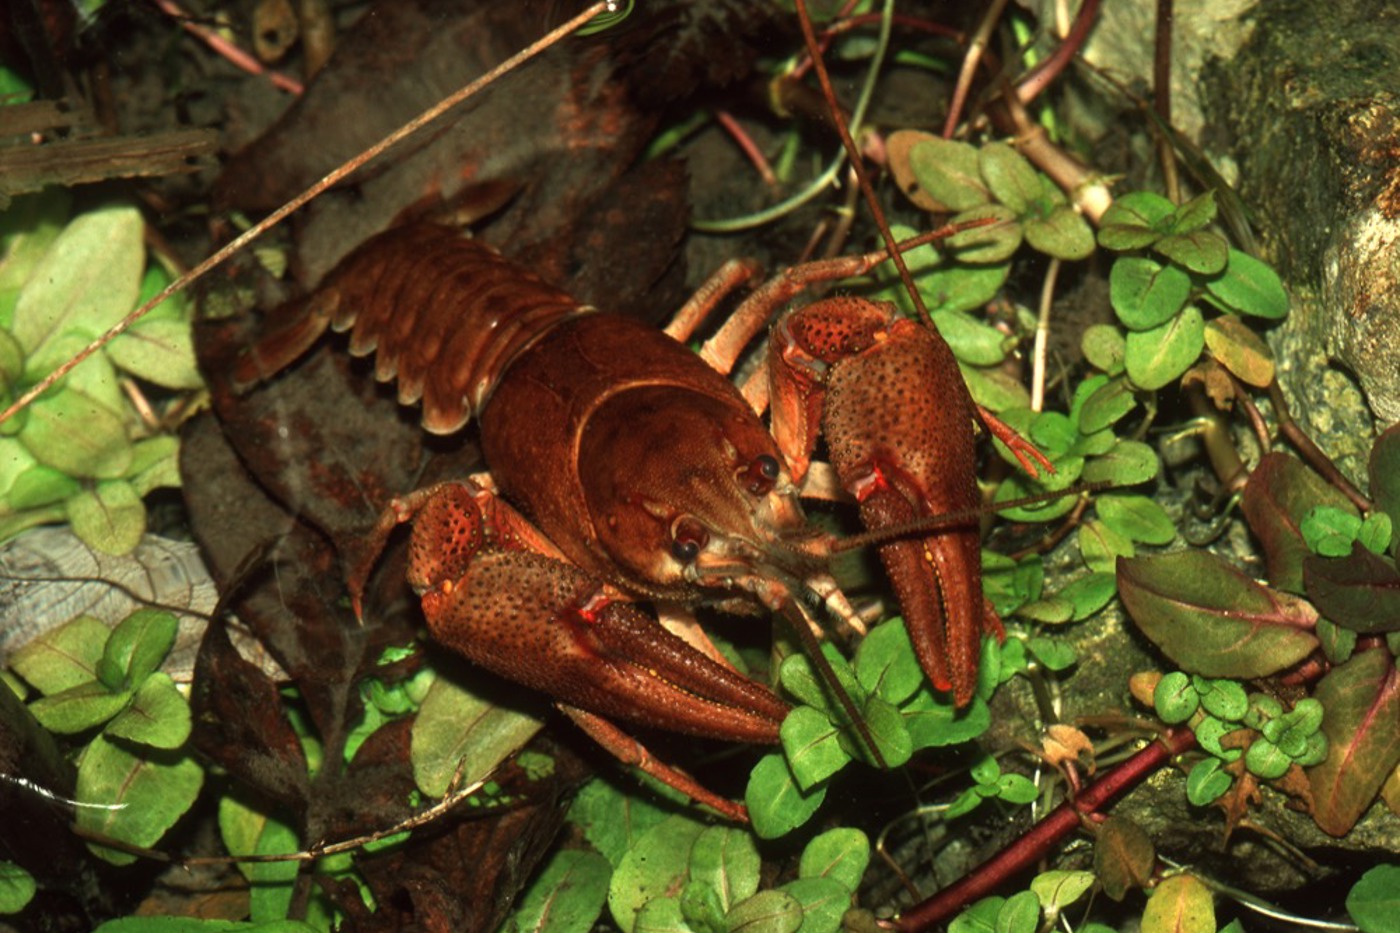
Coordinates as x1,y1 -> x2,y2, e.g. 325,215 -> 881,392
890,727 -> 1197,932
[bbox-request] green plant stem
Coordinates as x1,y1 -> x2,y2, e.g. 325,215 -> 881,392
890,727 -> 1197,933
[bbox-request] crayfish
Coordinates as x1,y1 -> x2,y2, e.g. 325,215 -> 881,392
235,221 -> 1050,818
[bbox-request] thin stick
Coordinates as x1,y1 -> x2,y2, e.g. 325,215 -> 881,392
0,1 -> 612,430
1031,257 -> 1061,412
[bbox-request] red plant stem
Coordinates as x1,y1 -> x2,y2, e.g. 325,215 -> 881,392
891,727 -> 1197,933
148,0 -> 304,95
714,110 -> 778,187
1015,0 -> 1100,106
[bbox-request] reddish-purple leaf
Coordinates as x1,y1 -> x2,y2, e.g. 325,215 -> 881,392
1117,551 -> 1318,678
1308,648 -> 1400,836
1241,453 -> 1357,593
1304,545 -> 1400,633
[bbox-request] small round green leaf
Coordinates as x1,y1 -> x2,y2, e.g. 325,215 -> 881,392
778,877 -> 849,933
901,687 -> 991,750
0,861 -> 36,915
1301,506 -> 1363,557
995,890 -> 1040,933
908,138 -> 991,211
10,614 -> 108,694
690,826 -> 760,916
725,891 -> 802,933
947,206 -> 1023,264
609,815 -> 707,933
411,673 -> 544,797
1111,258 -> 1191,330
105,672 -> 191,749
1078,519 -> 1135,574
781,707 -> 850,791
29,680 -> 132,734
798,828 -> 870,891
1153,671 -> 1199,724
1078,376 -> 1136,434
1026,637 -> 1076,671
66,479 -> 146,556
931,309 -> 1010,367
1055,572 -> 1118,621
19,387 -> 132,479
854,618 -> 922,706
1204,314 -> 1275,387
980,142 -> 1041,213
1097,494 -> 1176,546
75,734 -> 204,866
1142,875 -> 1215,933
746,752 -> 826,839
1154,230 -> 1228,275
1124,305 -> 1205,391
1197,679 -> 1248,721
1030,870 -> 1095,916
1203,249 -> 1289,320
1081,325 -> 1126,375
1024,205 -> 1095,260
1347,864 -> 1400,933
1185,758 -> 1232,806
1083,439 -> 1160,487
1244,738 -> 1291,780
98,609 -> 178,689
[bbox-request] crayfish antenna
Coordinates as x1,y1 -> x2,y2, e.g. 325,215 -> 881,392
783,586 -> 889,771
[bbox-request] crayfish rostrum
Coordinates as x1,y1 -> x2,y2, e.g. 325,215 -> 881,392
235,222 -> 1049,818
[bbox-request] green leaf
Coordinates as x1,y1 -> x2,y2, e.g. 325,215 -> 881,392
951,897 -> 1004,933
0,860 -> 36,914
908,138 -> 990,211
1077,379 -> 1136,438
854,618 -> 923,706
97,609 -> 178,690
1055,572 -> 1118,621
995,773 -> 1039,804
1301,507 -> 1363,557
1024,205 -> 1095,261
931,309 -> 1010,367
67,478 -> 146,555
1141,875 -> 1214,933
689,827 -> 760,916
4,461 -> 79,509
1154,230 -> 1228,275
1078,519 -> 1135,574
781,707 -> 849,790
1347,864 -> 1400,933
410,673 -> 544,797
798,828 -> 869,891
1124,304 -> 1205,390
11,203 -> 145,358
633,897 -> 695,933
725,891 -> 803,933
995,890 -> 1040,933
778,646 -> 862,714
1244,737 -> 1291,779
947,206 -> 1023,264
218,795 -> 300,922
76,734 -> 204,866
1110,258 -> 1191,330
609,814 -> 707,933
1097,494 -> 1175,545
1030,870 -> 1095,917
570,778 -> 672,868
1203,249 -> 1289,320
10,614 -> 109,694
105,672 -> 191,749
1360,513 -> 1394,556
106,318 -> 202,390
1186,758 -> 1233,806
1083,439 -> 1160,487
1166,191 -> 1218,234
1017,596 -> 1074,624
1098,193 -> 1175,251
18,387 -> 132,479
1026,637 -> 1076,671
0,188 -> 71,331
901,686 -> 990,749
777,877 -> 849,933
1118,551 -> 1320,678
1081,325 -> 1126,377
980,143 -> 1041,213
1153,672 -> 1199,724
29,680 -> 132,733
916,263 -> 1010,315
1197,679 -> 1248,721
745,752 -> 826,839
507,849 -> 612,933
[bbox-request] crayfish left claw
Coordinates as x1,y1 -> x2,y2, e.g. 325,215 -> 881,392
770,297 -> 993,706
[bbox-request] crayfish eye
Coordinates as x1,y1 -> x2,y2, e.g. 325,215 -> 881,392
670,518 -> 710,563
740,454 -> 781,495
